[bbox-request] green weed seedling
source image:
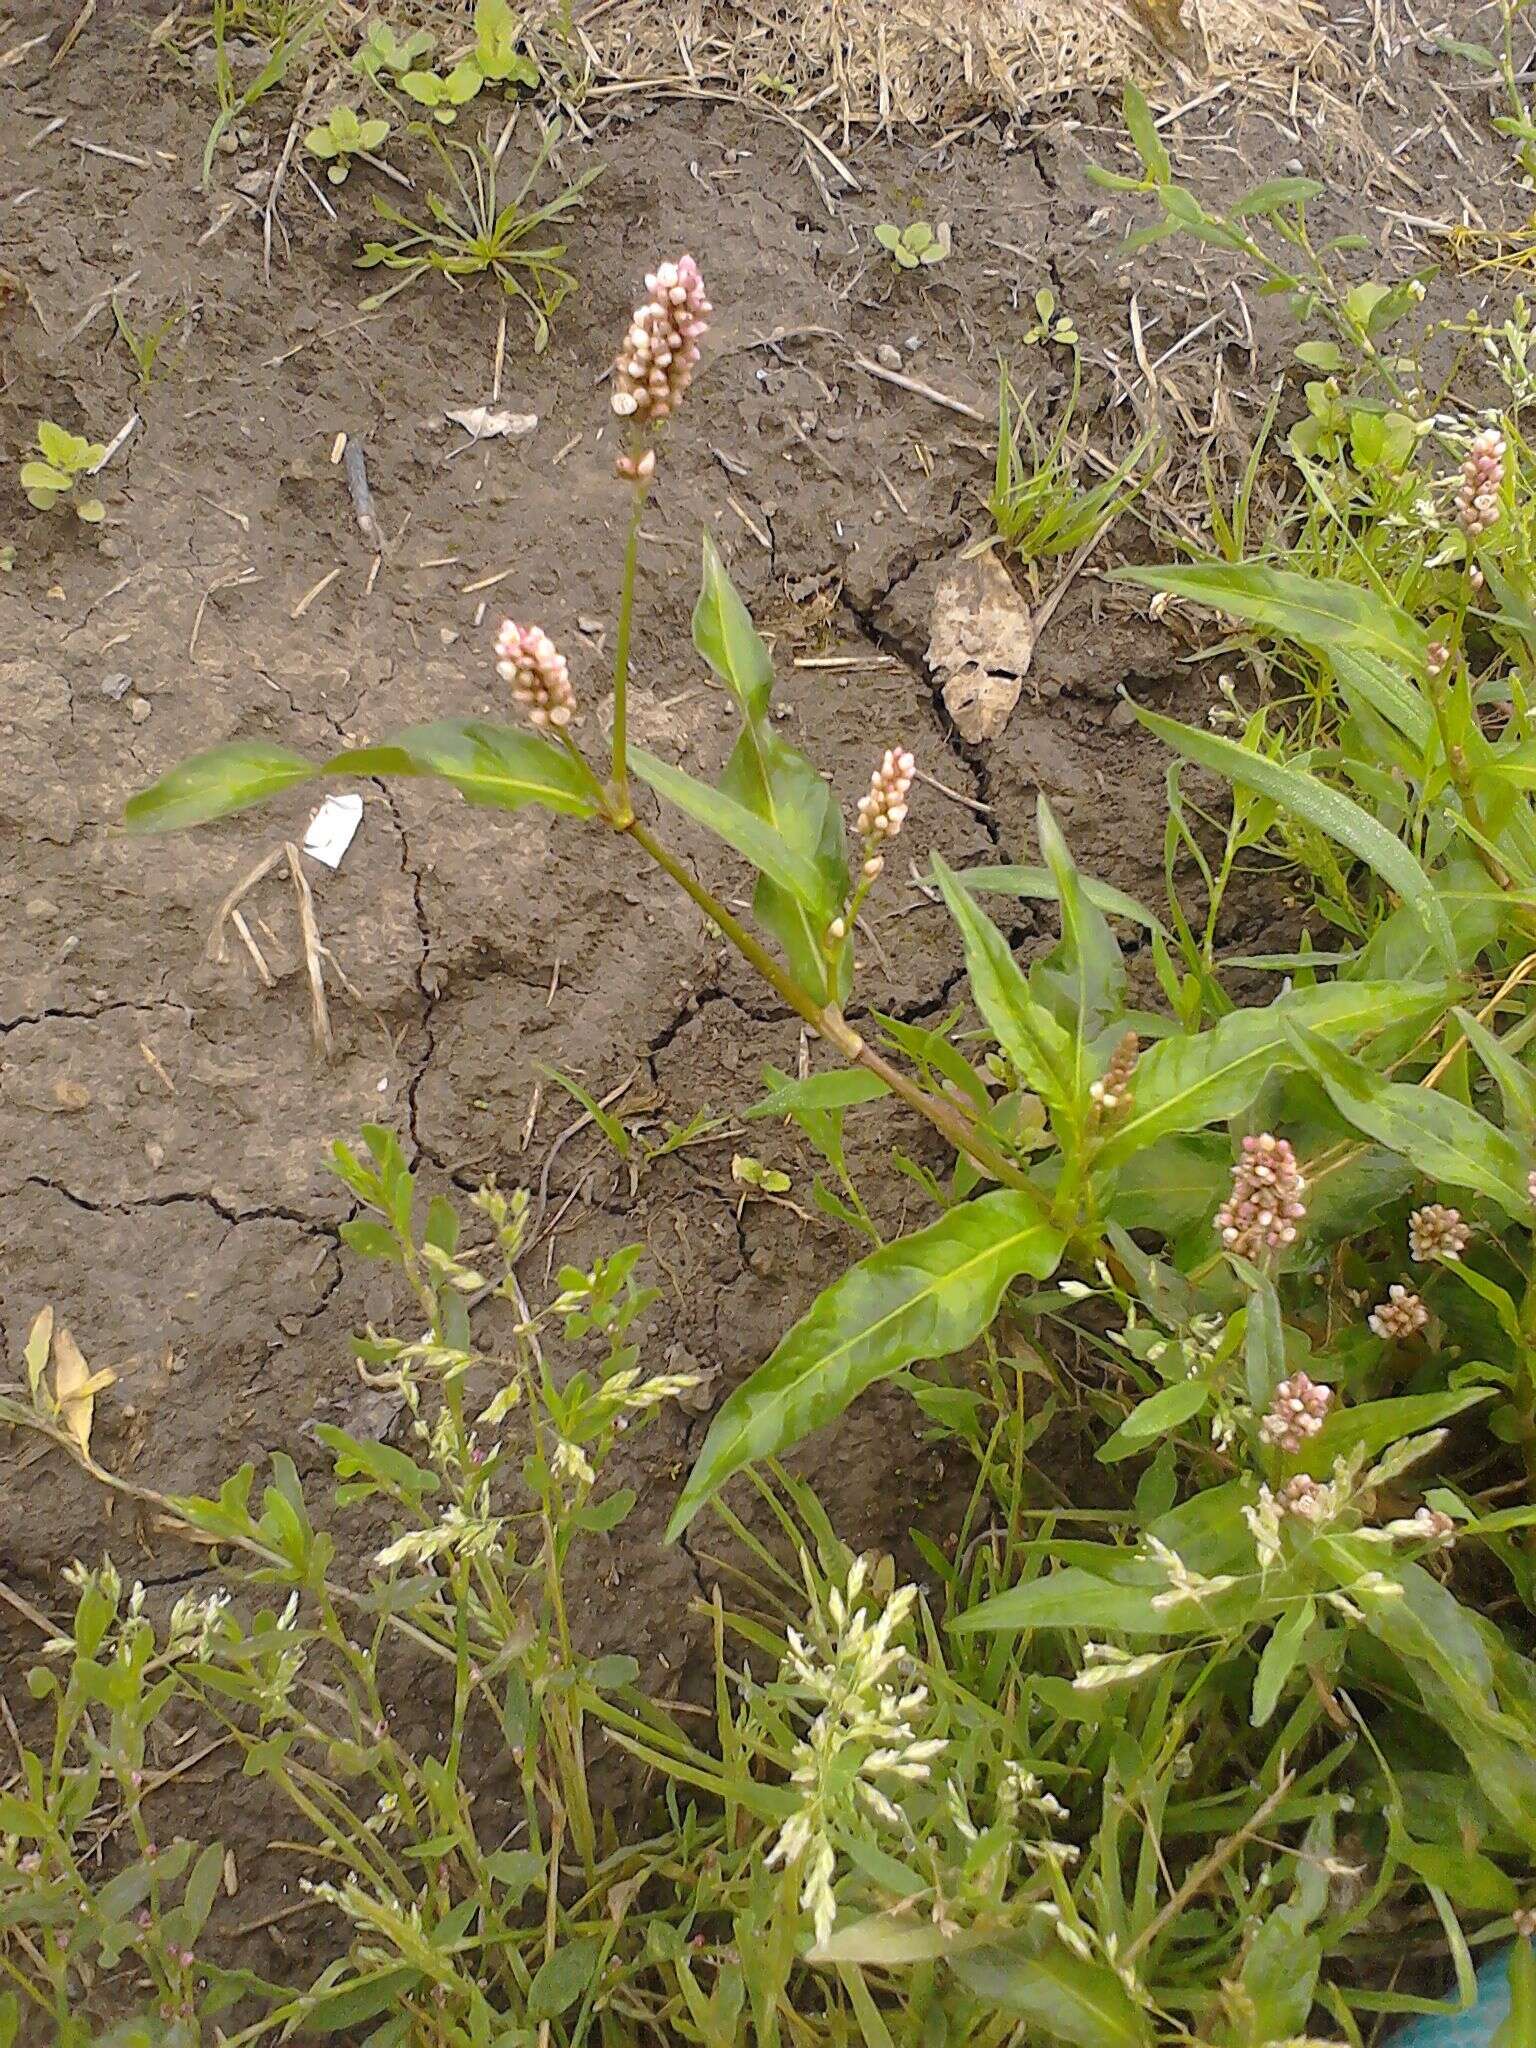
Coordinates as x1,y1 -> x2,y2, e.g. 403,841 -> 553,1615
873,217 -> 951,269
397,0 -> 537,124
353,19 -> 434,79
112,298 -> 190,389
20,421 -> 107,524
305,103 -> 391,184
356,120 -> 597,350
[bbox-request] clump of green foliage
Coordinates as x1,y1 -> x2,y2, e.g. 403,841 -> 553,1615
19,421 -> 107,524
392,0 -> 538,124
356,119 -> 598,348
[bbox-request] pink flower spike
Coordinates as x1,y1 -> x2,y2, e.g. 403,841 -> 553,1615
1258,1371 -> 1333,1454
610,256 -> 712,458
1215,1133 -> 1307,1262
1408,1203 -> 1469,1263
1457,426 -> 1506,539
495,620 -> 576,731
856,747 -> 916,848
1368,1283 -> 1428,1342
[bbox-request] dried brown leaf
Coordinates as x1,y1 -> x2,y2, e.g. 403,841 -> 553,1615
927,553 -> 1035,743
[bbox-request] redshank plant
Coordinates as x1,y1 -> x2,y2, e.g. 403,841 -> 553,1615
123,248 -> 1536,1553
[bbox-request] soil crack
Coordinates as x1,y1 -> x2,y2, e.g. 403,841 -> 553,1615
0,996 -> 193,1036
19,1175 -> 326,1234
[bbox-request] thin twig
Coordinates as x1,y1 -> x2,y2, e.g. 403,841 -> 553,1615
207,845 -> 288,963
285,842 -> 335,1060
230,908 -> 276,987
850,353 -> 987,423
265,74 -> 318,286
1122,1772 -> 1295,1967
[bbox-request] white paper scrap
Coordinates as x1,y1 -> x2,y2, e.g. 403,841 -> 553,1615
303,792 -> 364,870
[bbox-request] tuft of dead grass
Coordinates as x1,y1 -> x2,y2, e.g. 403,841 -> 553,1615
568,0 -> 1333,125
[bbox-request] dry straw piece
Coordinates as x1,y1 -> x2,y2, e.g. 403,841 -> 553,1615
577,0 -> 1323,123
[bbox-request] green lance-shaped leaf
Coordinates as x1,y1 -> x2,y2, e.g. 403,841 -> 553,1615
331,720 -> 598,816
666,1194 -> 1064,1537
724,725 -> 849,1002
747,1069 -> 890,1119
127,719 -> 600,834
1282,1020 -> 1530,1217
951,1923 -> 1153,2048
954,1561 -> 1218,1636
1033,792 -> 1124,1069
1454,1004 -> 1536,1136
631,746 -> 838,918
124,740 -> 320,832
1094,978 -> 1452,1169
693,533 -> 773,719
1136,708 -> 1455,967
933,854 -> 1073,1106
1332,647 -> 1434,754
695,537 -> 850,1001
1118,559 -> 1429,671
955,861 -> 1166,935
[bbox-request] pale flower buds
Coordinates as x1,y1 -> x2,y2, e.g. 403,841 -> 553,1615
1215,1133 -> 1307,1261
1456,426 -> 1505,539
1368,1283 -> 1428,1341
1088,1029 -> 1138,1117
856,748 -> 915,849
1258,1371 -> 1333,1455
495,620 -> 576,730
1272,1473 -> 1334,1524
1383,1504 -> 1456,1547
1408,1203 -> 1469,1263
610,255 -> 712,458
1425,641 -> 1449,675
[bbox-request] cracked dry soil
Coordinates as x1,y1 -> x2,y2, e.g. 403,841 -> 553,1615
3,1 -> 1441,1972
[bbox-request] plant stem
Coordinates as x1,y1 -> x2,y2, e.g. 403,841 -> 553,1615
610,481 -> 649,824
622,815 -> 1046,1205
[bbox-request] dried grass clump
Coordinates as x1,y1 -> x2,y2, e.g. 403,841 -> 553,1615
575,0 -> 1330,124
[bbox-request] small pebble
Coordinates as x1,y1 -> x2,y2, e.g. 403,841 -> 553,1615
129,696 -> 152,723
25,897 -> 57,919
100,671 -> 133,701
144,1141 -> 165,1169
1109,698 -> 1139,731
876,343 -> 902,370
439,627 -> 459,647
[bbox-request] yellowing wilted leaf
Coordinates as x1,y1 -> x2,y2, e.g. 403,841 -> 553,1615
52,1325 -> 115,1458
25,1307 -> 55,1401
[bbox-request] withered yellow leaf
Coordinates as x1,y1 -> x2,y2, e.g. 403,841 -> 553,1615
52,1325 -> 115,1459
25,1306 -> 54,1400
